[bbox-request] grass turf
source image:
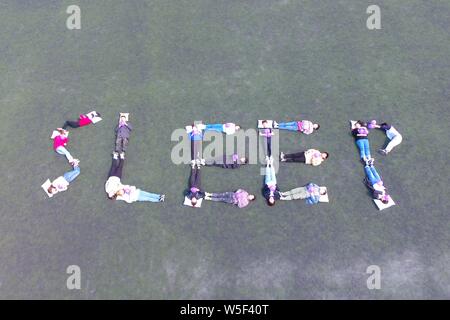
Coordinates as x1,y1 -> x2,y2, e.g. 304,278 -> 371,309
0,0 -> 449,299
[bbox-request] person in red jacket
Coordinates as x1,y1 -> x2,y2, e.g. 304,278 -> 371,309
62,112 -> 101,129
53,129 -> 75,164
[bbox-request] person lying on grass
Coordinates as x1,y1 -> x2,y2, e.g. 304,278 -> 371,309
204,123 -> 241,135
105,155 -> 125,198
62,111 -> 101,129
47,159 -> 80,197
202,154 -> 248,169
115,114 -> 132,160
280,149 -> 329,166
367,120 -> 403,155
279,183 -> 327,205
111,186 -> 165,203
277,120 -> 320,135
184,167 -> 205,207
262,156 -> 281,206
352,120 -> 374,166
204,190 -> 256,208
364,164 -> 391,204
53,128 -> 76,165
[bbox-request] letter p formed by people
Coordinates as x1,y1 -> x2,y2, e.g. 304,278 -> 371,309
66,5 -> 81,30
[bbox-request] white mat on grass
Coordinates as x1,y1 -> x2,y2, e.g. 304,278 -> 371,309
41,179 -> 54,198
374,197 -> 396,210
86,111 -> 102,124
183,196 -> 203,208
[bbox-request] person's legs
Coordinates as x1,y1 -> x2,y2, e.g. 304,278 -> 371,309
56,147 -> 74,163
356,139 -> 366,159
109,158 -> 124,179
265,165 -> 277,186
362,139 -> 371,159
189,168 -> 201,189
370,166 -> 381,183
281,187 -> 308,200
191,140 -> 202,160
205,124 -> 224,133
137,190 -> 161,202
384,135 -> 402,153
278,122 -> 298,131
63,166 -> 80,183
364,166 -> 379,185
208,192 -> 234,204
266,136 -> 272,158
62,120 -> 80,130
122,138 -> 129,153
284,152 -> 306,163
115,136 -> 124,153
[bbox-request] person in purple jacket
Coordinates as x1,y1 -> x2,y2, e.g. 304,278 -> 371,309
204,190 -> 256,208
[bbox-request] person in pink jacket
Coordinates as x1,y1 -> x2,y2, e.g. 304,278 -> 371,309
53,129 -> 75,164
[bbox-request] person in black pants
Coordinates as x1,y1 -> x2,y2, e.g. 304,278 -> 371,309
105,157 -> 125,199
185,167 -> 205,207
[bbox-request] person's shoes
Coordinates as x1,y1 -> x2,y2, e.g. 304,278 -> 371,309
190,160 -> 196,168
159,194 -> 165,202
378,149 -> 387,156
200,158 -> 206,166
269,155 -> 274,165
280,152 -> 285,162
71,159 -> 80,167
368,158 -> 375,166
113,152 -> 119,160
120,152 -> 125,160
265,156 -> 270,164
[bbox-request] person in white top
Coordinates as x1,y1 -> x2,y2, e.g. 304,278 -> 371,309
47,159 -> 80,197
113,185 -> 165,203
369,121 -> 403,155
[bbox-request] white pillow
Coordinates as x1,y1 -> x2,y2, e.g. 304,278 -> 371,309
41,179 -> 54,198
374,197 -> 396,210
318,187 -> 329,203
86,111 -> 102,124
183,196 -> 203,208
119,113 -> 129,121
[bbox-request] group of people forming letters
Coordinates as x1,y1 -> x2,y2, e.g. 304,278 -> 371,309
185,119 -> 330,208
43,113 -> 401,211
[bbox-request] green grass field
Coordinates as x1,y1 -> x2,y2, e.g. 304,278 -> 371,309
0,0 -> 449,299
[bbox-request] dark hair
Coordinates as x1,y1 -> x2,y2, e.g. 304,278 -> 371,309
323,152 -> 329,159
47,185 -> 55,193
267,198 -> 275,206
249,195 -> 256,201
357,120 -> 367,127
382,198 -> 389,204
242,157 -> 248,164
314,124 -> 320,130
262,120 -> 268,124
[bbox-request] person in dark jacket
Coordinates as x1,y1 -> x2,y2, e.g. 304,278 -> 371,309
114,115 -> 133,159
184,167 -> 205,207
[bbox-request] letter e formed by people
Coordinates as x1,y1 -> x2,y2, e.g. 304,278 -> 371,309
366,5 -> 381,30
66,5 -> 81,30
66,265 -> 81,290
